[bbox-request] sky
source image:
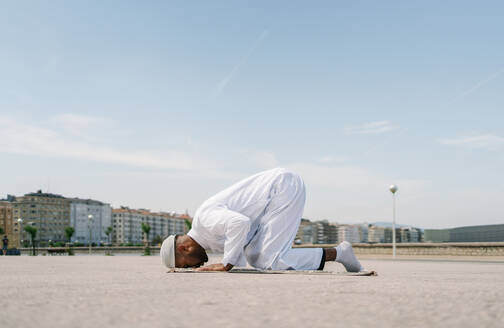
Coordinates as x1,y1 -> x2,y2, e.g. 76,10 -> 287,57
1,1 -> 503,229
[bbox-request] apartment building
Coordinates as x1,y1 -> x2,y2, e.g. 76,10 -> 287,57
368,225 -> 386,243
295,218 -> 316,244
312,220 -> 338,244
337,224 -> 360,243
112,207 -> 188,245
12,191 -> 71,244
70,198 -> 112,244
0,201 -> 16,247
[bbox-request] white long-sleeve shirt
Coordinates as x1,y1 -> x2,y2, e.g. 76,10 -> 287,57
188,168 -> 289,266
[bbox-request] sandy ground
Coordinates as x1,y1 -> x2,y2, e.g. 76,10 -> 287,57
1,255 -> 503,328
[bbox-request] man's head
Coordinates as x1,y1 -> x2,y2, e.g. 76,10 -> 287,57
160,234 -> 208,269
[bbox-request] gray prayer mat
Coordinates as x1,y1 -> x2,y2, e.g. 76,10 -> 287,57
169,268 -> 378,276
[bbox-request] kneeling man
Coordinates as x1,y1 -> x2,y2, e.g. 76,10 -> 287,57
161,168 -> 364,272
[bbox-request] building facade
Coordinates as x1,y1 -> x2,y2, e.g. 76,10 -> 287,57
70,198 -> 112,244
295,218 -> 316,244
399,226 -> 422,243
368,225 -> 386,243
0,201 -> 16,248
337,225 -> 360,243
312,220 -> 338,244
425,224 -> 504,242
12,191 -> 71,244
384,228 -> 402,243
112,207 -> 188,245
357,224 -> 368,243
295,220 -> 424,244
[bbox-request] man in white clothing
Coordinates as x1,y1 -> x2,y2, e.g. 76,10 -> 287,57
161,168 -> 365,272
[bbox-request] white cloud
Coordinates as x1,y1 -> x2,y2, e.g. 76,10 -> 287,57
287,162 -> 429,224
0,115 -> 200,171
439,134 -> 504,149
288,162 -> 427,194
51,113 -> 110,128
344,120 -> 397,135
0,115 -> 439,225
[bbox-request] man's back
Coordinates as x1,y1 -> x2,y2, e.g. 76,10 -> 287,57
195,167 -> 288,221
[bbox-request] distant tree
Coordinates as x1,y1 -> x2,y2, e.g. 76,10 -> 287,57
64,227 -> 75,243
105,226 -> 113,245
24,225 -> 37,256
104,226 -> 114,256
141,223 -> 151,246
184,219 -> 192,231
152,234 -> 163,246
141,223 -> 151,256
63,227 -> 75,256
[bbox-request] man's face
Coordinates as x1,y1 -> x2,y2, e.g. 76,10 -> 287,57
175,244 -> 208,268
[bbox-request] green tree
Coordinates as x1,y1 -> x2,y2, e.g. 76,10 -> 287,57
152,234 -> 163,246
24,225 -> 37,256
64,226 -> 75,243
141,223 -> 151,246
141,223 -> 151,256
184,219 -> 192,231
105,226 -> 113,245
104,226 -> 114,256
64,226 -> 75,255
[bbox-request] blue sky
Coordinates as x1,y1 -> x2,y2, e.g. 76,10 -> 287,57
1,1 -> 503,228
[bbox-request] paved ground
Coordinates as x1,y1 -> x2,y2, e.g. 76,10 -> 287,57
1,255 -> 503,328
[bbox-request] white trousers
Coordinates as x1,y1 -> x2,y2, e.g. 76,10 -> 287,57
244,171 -> 323,270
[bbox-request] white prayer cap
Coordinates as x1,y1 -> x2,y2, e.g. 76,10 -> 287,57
160,235 -> 176,268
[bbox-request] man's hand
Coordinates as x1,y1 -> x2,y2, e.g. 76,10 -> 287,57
195,263 -> 233,272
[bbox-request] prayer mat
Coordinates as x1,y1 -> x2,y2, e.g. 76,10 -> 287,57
169,268 -> 377,276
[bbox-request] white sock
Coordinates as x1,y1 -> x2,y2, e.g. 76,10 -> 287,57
335,241 -> 364,272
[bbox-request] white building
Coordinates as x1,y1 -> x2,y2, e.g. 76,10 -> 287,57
70,199 -> 112,244
337,225 -> 360,243
112,207 -> 188,245
358,224 -> 369,243
368,225 -> 386,243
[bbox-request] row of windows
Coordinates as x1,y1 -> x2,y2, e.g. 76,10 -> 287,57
14,205 -> 69,210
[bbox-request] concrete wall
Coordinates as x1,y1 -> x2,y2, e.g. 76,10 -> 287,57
294,242 -> 504,256
17,242 -> 504,256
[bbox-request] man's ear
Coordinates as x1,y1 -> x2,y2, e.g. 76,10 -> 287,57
177,243 -> 188,254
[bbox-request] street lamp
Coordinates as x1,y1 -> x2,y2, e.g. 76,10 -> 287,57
389,184 -> 398,258
17,218 -> 23,249
88,214 -> 93,255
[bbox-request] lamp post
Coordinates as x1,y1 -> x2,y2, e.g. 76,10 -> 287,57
88,214 -> 93,255
389,185 -> 398,258
17,218 -> 23,249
